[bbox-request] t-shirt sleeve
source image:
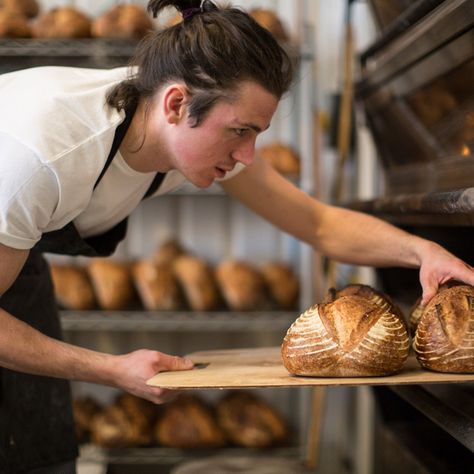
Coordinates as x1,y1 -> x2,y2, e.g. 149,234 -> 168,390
0,132 -> 59,249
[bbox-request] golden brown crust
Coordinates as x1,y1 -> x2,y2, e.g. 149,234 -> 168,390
257,143 -> 300,176
249,9 -> 288,41
87,259 -> 136,310
73,396 -> 103,444
281,292 -> 410,377
31,7 -> 91,38
413,284 -> 474,373
0,9 -> 31,37
0,0 -> 39,18
173,255 -> 220,311
261,262 -> 299,309
132,260 -> 182,310
215,260 -> 267,311
153,239 -> 185,265
216,392 -> 288,448
49,264 -> 96,310
155,394 -> 226,448
91,5 -> 154,39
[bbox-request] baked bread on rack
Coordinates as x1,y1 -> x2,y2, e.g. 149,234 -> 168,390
413,283 -> 474,373
281,285 -> 410,376
261,262 -> 299,309
257,143 -> 300,176
31,7 -> 91,38
91,4 -> 154,39
0,0 -> 39,18
0,9 -> 31,37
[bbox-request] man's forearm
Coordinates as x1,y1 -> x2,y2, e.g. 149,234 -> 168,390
0,307 -> 118,385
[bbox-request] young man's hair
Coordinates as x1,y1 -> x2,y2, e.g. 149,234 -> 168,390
107,0 -> 293,127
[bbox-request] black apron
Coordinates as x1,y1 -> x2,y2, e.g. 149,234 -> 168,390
0,105 -> 165,473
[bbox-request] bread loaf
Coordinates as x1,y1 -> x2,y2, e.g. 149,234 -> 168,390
413,284 -> 474,373
216,392 -> 288,448
31,7 -> 91,38
257,143 -> 300,176
281,291 -> 410,376
215,260 -> 267,311
0,10 -> 31,37
49,264 -> 96,310
261,262 -> 299,309
153,239 -> 184,265
92,4 -> 154,39
249,9 -> 288,41
132,260 -> 181,310
173,255 -> 219,311
73,396 -> 103,444
155,394 -> 226,449
0,0 -> 39,18
87,259 -> 136,310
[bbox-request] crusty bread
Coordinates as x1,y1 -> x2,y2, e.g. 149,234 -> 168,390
215,260 -> 267,311
92,4 -> 154,39
132,260 -> 181,310
413,284 -> 474,373
73,396 -> 103,444
153,239 -> 184,265
87,259 -> 135,310
155,394 -> 226,449
31,7 -> 91,38
49,264 -> 96,310
173,255 -> 220,311
257,143 -> 300,176
261,262 -> 299,309
0,0 -> 39,18
249,8 -> 288,41
216,392 -> 288,448
281,292 -> 410,377
0,9 -> 31,37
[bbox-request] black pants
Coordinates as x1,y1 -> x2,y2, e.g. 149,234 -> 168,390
27,461 -> 76,474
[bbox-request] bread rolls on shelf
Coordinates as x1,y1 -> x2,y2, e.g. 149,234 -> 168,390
215,260 -> 267,311
413,284 -> 474,373
216,392 -> 288,448
132,260 -> 182,311
173,254 -> 220,311
87,259 -> 136,310
249,8 -> 288,42
49,264 -> 96,310
153,239 -> 184,265
0,0 -> 39,18
261,262 -> 299,309
155,394 -> 226,449
73,396 -> 103,444
0,10 -> 31,37
92,4 -> 154,39
31,7 -> 91,38
281,288 -> 410,377
257,143 -> 300,176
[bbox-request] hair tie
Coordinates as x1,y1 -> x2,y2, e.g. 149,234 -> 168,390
181,6 -> 201,20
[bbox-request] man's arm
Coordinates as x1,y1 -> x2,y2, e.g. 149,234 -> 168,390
221,156 -> 474,304
0,243 -> 193,403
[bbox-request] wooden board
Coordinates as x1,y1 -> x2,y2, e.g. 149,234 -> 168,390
147,346 -> 474,389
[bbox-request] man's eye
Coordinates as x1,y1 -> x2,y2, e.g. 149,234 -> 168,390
235,128 -> 249,137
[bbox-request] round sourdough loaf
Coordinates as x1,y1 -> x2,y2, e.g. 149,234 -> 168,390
31,7 -> 91,38
281,292 -> 409,377
413,284 -> 474,373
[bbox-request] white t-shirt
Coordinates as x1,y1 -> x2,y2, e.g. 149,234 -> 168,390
0,66 -> 242,250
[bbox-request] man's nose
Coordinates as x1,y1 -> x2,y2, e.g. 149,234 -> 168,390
233,141 -> 255,166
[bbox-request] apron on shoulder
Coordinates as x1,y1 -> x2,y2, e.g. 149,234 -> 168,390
0,103 -> 165,473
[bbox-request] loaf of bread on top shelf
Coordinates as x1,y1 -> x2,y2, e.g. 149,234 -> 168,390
49,264 -> 96,310
91,4 -> 154,39
257,143 -> 300,176
261,262 -> 299,309
87,259 -> 136,310
216,391 -> 289,448
155,394 -> 226,449
281,285 -> 410,377
0,9 -> 31,37
132,259 -> 182,311
413,283 -> 474,373
0,0 -> 39,18
173,254 -> 220,311
215,260 -> 267,311
249,8 -> 288,42
31,7 -> 91,38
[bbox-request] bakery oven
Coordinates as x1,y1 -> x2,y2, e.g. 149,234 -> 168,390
351,0 -> 474,470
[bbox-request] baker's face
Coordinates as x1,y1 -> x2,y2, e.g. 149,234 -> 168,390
167,81 -> 279,188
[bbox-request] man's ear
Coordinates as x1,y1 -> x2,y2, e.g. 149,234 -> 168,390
162,84 -> 188,125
